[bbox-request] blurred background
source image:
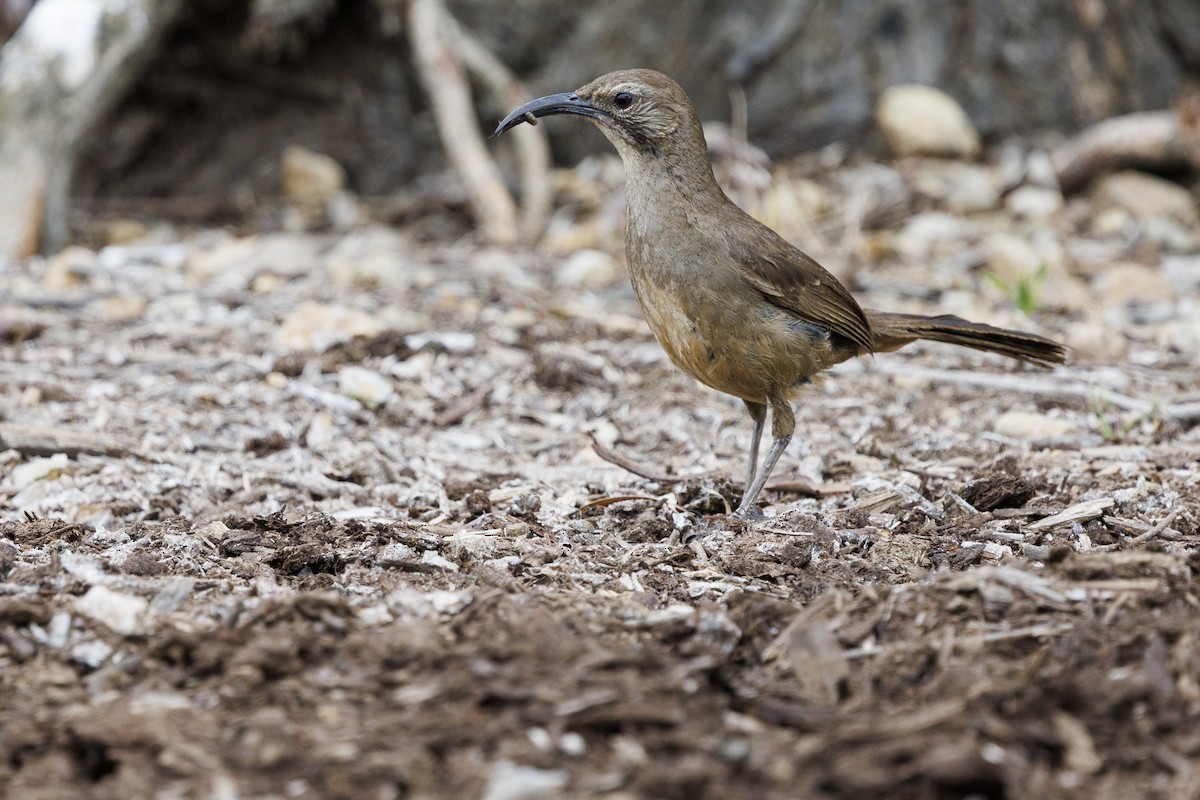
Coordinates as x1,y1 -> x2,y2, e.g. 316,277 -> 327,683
1,0 -> 1198,255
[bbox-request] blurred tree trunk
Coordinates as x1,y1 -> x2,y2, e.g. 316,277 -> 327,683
0,0 -> 183,257
18,0 -> 1198,239
454,0 -> 1200,163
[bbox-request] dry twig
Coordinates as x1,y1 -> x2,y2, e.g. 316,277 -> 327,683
407,0 -> 519,245
589,437 -> 705,484
1052,96 -> 1200,193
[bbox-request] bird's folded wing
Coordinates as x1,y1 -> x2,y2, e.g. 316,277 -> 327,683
724,229 -> 874,354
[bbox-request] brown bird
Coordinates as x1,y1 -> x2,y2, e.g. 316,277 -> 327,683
496,69 -> 1065,518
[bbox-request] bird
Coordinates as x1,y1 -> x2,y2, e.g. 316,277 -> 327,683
495,69 -> 1065,519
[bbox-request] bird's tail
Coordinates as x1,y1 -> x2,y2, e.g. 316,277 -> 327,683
864,310 -> 1066,367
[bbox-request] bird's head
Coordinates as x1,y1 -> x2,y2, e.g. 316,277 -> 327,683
495,69 -> 708,164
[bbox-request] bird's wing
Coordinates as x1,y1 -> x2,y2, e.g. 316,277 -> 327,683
724,228 -> 875,355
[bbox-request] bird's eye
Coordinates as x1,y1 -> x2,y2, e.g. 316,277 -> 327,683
613,92 -> 634,110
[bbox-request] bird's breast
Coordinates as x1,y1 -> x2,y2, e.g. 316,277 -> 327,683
626,248 -> 830,404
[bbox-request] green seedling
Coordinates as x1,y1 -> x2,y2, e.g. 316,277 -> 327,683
984,262 -> 1047,315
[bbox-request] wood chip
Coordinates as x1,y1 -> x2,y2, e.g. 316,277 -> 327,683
1026,497 -> 1115,531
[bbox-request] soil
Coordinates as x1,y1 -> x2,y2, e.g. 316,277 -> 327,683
1,211 -> 1199,798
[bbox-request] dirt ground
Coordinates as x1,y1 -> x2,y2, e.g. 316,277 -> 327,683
2,157 -> 1200,799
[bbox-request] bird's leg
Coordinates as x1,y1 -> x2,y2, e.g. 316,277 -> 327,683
742,400 -> 767,492
733,397 -> 794,519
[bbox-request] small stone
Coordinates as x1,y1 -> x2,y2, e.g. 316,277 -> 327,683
555,249 -> 618,289
377,542 -> 418,566
1157,317 -> 1200,354
1090,207 -> 1133,237
277,302 -> 385,351
1005,185 -> 1063,220
876,84 -> 981,158
426,589 -> 471,614
833,163 -> 911,226
984,232 -> 1041,279
10,453 -> 73,489
337,366 -> 395,409
1093,263 -> 1174,309
1064,321 -> 1127,361
326,227 -> 413,288
1024,150 -> 1059,189
149,578 -> 195,614
420,550 -> 459,572
304,412 -> 335,450
71,639 -> 113,668
479,760 -> 569,800
993,411 -> 1077,440
43,246 -> 96,290
107,219 -> 155,245
356,603 -> 393,625
326,191 -> 361,231
894,212 -> 967,260
61,551 -> 106,584
404,331 -> 476,354
1162,255 -> 1200,293
558,732 -> 587,757
910,161 -> 999,214
281,145 -> 347,203
1092,171 -> 1198,225
187,233 -> 323,288
91,295 -> 147,322
1142,217 -> 1198,252
75,585 -> 150,636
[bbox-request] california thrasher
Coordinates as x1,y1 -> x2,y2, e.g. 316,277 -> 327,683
496,69 -> 1065,518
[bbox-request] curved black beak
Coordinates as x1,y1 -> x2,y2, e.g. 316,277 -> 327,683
494,92 -> 609,136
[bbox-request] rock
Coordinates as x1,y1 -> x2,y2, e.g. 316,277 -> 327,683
276,302 -> 385,351
71,639 -> 113,668
1005,185 -> 1063,220
876,84 -> 981,158
10,453 -> 73,489
833,163 -> 910,227
304,412 -> 335,450
377,543 -> 418,566
1162,255 -> 1200,293
554,249 -> 618,290
75,585 -> 150,636
102,219 -> 152,245
894,212 -> 968,260
187,233 -> 323,289
90,295 -> 148,322
993,411 -> 1077,440
1092,171 -> 1198,226
43,245 -> 96,290
281,144 -> 347,203
1064,321 -> 1127,361
404,331 -> 476,354
1092,263 -> 1174,309
1158,317 -> 1200,354
1142,217 -> 1198,252
420,550 -> 459,573
910,161 -> 999,213
479,760 -> 569,800
1090,207 -> 1133,237
326,227 -> 413,288
984,233 -> 1042,279
326,191 -> 361,231
426,588 -> 471,613
1024,150 -> 1060,189
337,366 -> 395,409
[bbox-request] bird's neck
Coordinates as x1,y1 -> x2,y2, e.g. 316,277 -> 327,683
621,149 -> 725,236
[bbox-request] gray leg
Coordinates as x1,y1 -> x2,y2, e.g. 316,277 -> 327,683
743,401 -> 767,491
733,396 -> 795,519
734,435 -> 791,517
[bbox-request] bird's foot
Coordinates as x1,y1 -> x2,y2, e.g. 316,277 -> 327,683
731,504 -> 764,521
